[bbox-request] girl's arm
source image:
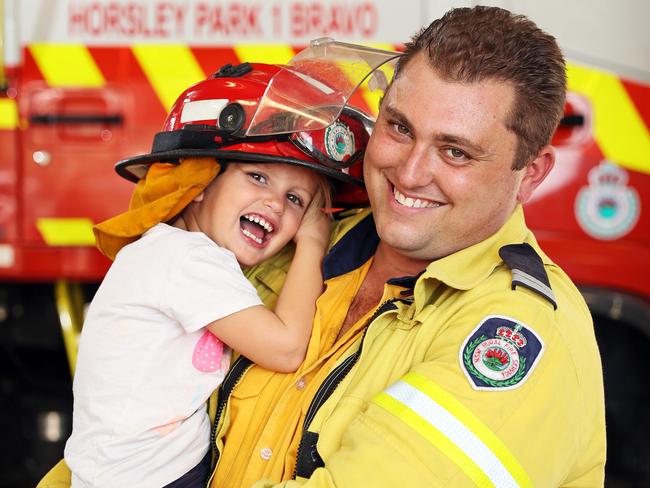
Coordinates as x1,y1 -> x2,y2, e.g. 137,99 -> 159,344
207,206 -> 330,372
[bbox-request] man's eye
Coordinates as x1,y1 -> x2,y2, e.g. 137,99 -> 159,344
287,193 -> 304,207
444,147 -> 470,163
394,123 -> 410,136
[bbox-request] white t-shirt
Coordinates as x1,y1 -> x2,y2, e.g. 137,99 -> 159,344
65,224 -> 263,487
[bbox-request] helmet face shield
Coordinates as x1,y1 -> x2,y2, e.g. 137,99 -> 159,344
246,38 -> 402,137
115,40 -> 402,206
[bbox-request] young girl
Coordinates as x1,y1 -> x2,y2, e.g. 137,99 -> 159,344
64,156 -> 332,488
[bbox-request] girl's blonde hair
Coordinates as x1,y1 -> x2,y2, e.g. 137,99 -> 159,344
309,174 -> 334,217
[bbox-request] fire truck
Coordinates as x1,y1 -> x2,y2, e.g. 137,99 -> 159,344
0,1 -> 648,486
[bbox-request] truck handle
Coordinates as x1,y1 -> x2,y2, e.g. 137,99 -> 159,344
29,114 -> 124,125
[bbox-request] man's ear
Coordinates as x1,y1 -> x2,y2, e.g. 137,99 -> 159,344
517,145 -> 555,204
192,191 -> 205,203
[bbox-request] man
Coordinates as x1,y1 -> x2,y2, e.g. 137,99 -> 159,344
210,6 -> 605,488
38,6 -> 605,488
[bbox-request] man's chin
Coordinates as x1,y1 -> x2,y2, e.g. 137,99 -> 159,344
377,230 -> 438,262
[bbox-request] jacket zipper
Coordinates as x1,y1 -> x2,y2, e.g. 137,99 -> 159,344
205,355 -> 253,488
292,298 -> 399,479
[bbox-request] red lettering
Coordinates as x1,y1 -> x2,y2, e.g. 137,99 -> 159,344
291,4 -> 304,37
308,4 -> 323,34
195,3 -> 209,35
174,4 -> 186,36
501,358 -> 520,377
105,3 -> 120,35
68,3 -> 85,36
272,4 -> 282,37
358,4 -> 377,37
194,2 -> 262,37
86,3 -> 103,36
67,1 -> 185,39
229,5 -> 242,34
340,6 -> 354,35
212,6 -> 227,35
473,350 -> 482,362
135,4 -> 148,37
247,5 -> 262,34
125,4 -> 138,36
155,3 -> 172,37
289,2 -> 378,38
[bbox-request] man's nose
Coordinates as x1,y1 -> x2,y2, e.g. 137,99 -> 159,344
395,144 -> 435,188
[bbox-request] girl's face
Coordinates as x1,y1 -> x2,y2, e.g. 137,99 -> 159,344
185,162 -> 321,267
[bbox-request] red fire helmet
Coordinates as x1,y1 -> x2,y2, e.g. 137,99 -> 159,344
116,39 -> 402,207
116,62 -> 375,206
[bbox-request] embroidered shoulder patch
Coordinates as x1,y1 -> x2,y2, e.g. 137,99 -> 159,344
459,315 -> 544,391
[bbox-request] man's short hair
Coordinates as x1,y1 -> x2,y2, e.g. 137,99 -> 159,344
395,6 -> 566,170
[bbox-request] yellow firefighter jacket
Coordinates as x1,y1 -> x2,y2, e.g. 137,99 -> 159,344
209,205 -> 606,488
38,205 -> 606,488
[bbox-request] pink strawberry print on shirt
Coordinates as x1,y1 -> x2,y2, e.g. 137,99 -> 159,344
154,417 -> 184,436
192,330 -> 223,372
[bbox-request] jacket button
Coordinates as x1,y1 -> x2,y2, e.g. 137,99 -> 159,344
260,447 -> 273,460
295,377 -> 306,390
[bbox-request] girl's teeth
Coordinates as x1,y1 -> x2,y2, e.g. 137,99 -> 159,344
242,228 -> 263,244
244,214 -> 273,232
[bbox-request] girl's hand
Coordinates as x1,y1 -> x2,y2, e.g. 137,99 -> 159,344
294,203 -> 331,251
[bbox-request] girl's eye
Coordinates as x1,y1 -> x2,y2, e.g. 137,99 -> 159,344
287,193 -> 304,207
248,172 -> 267,184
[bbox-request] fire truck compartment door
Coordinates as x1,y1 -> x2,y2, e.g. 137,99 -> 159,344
21,83 -> 133,246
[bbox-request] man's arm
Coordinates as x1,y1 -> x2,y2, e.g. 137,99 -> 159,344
251,292 -> 604,487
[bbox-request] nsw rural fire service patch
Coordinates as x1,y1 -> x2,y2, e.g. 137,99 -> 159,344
460,315 -> 544,390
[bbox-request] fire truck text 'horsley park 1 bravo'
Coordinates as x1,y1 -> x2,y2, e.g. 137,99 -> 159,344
0,1 -> 648,486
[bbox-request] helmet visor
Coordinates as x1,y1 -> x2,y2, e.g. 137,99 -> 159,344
247,38 -> 401,137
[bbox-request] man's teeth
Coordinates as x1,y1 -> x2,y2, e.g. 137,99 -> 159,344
243,214 -> 274,232
393,188 -> 439,208
241,228 -> 263,244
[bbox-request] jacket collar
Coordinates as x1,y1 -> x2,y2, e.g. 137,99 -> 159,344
419,205 -> 531,290
323,209 -> 378,280
323,205 -> 534,292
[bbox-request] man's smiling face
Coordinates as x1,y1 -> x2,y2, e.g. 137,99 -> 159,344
363,53 -> 528,261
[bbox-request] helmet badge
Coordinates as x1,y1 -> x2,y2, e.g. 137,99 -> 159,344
325,121 -> 356,162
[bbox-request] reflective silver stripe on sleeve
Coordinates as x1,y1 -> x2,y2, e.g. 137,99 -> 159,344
384,380 -> 521,488
511,269 -> 557,309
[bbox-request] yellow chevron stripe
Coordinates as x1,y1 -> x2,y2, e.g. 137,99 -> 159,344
36,218 -> 96,246
567,62 -> 650,174
132,45 -> 205,112
29,44 -> 105,87
0,98 -> 18,129
233,45 -> 295,65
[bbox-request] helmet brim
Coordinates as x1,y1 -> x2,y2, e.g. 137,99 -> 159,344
115,149 -> 365,187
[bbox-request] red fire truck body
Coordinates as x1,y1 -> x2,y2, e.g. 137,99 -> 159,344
1,0 -> 649,485
1,46 -> 240,281
5,53 -> 649,291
